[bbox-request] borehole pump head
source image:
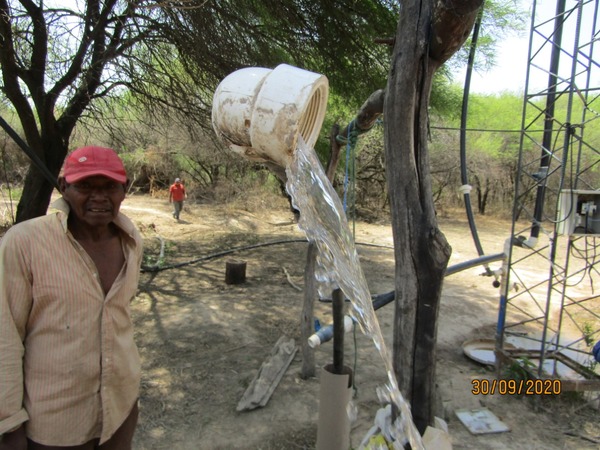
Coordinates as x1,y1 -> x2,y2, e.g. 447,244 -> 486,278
211,64 -> 329,170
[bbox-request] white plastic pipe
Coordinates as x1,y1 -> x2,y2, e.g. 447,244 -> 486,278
212,64 -> 329,169
308,315 -> 355,348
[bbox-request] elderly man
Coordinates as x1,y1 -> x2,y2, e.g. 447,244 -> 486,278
0,146 -> 143,450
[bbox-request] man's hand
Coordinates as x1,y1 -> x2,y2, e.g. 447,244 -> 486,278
0,424 -> 26,450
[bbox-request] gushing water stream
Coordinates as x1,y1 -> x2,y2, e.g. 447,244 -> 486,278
285,138 -> 424,450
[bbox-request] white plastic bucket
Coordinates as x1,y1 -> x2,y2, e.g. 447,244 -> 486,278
211,64 -> 329,168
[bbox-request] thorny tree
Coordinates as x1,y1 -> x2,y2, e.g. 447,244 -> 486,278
0,0 -> 396,223
0,0 -> 175,222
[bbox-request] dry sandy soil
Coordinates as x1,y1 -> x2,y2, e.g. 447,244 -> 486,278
79,192 -> 599,449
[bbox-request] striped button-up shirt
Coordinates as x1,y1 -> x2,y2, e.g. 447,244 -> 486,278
0,198 -> 143,445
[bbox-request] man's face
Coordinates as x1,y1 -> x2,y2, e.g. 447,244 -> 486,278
60,175 -> 127,228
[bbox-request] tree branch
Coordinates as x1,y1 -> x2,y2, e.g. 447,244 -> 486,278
429,0 -> 484,65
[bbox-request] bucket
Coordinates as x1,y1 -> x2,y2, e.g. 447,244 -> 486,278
211,64 -> 329,169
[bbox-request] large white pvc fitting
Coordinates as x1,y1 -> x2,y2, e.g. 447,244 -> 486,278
211,64 -> 329,169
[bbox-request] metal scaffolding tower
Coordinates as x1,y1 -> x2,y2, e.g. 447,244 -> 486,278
496,0 -> 600,391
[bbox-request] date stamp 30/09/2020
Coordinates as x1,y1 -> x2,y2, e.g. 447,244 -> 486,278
471,378 -> 562,396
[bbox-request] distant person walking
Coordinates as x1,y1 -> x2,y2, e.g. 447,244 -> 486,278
169,178 -> 187,220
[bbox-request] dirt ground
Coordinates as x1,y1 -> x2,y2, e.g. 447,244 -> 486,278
113,192 -> 598,450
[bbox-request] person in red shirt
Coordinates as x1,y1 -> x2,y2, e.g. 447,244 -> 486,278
168,178 -> 187,220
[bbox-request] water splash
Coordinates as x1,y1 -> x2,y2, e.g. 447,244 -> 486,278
285,137 -> 424,450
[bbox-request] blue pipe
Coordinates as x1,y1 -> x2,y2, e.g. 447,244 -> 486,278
311,252 -> 506,347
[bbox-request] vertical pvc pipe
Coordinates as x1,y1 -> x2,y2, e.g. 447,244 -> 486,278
317,288 -> 353,450
316,365 -> 353,450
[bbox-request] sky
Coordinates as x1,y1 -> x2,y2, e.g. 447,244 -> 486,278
466,35 -> 530,95
460,0 -> 599,95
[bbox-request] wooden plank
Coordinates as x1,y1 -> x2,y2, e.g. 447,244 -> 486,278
236,336 -> 297,411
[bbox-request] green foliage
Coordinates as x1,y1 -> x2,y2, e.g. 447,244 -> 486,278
0,185 -> 20,228
164,0 -> 398,106
581,322 -> 599,373
503,357 -> 535,382
429,91 -> 524,215
430,70 -> 464,119
583,322 -> 595,347
315,93 -> 358,163
142,238 -> 175,270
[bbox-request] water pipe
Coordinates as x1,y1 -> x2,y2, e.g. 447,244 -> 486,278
309,252 -> 507,347
445,252 -> 505,277
316,288 -> 353,450
495,237 -> 513,367
211,64 -> 329,171
309,314 -> 356,348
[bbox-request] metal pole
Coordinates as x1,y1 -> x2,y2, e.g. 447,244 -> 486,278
332,288 -> 345,374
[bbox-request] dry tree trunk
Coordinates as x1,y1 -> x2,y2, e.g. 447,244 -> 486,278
300,0 -> 482,414
385,0 -> 482,433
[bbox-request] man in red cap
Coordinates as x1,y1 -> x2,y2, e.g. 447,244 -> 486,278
0,146 -> 143,449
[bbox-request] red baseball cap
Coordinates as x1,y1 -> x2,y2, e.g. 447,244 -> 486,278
63,146 -> 127,184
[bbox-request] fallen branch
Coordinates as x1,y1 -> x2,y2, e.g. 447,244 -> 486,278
282,266 -> 302,291
563,430 -> 600,444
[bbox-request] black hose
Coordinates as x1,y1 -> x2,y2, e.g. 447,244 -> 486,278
460,7 -> 491,275
140,234 -> 397,273
140,238 -> 308,273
